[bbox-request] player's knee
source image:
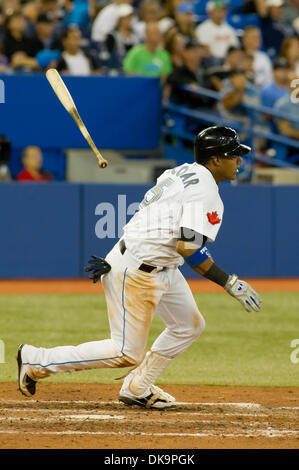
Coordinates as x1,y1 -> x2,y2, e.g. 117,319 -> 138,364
117,354 -> 138,367
124,350 -> 144,365
192,312 -> 205,338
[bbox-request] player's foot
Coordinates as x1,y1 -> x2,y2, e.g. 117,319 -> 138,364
17,344 -> 37,397
119,384 -> 176,410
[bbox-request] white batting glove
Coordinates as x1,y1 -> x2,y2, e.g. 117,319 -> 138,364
224,274 -> 262,312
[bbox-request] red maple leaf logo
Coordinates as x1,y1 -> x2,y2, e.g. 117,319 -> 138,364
207,211 -> 221,225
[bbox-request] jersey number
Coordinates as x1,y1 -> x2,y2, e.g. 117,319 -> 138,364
140,177 -> 174,208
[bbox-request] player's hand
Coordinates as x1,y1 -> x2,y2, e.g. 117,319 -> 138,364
84,256 -> 111,283
224,274 -> 261,312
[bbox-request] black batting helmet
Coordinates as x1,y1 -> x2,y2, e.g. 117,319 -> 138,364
194,126 -> 251,164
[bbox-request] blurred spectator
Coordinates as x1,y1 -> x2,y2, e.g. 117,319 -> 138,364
30,12 -> 61,53
261,56 -> 290,108
2,11 -> 40,70
275,73 -> 299,145
39,0 -> 59,22
205,46 -> 244,91
103,4 -> 139,71
91,0 -> 133,43
260,0 -> 297,59
281,0 -> 299,25
1,0 -> 21,17
22,1 -> 40,34
26,9 -> 62,71
133,0 -> 161,42
123,21 -> 172,80
242,25 -> 273,87
279,36 -> 299,74
165,0 -> 187,17
39,0 -> 62,38
159,16 -> 177,38
0,135 -> 12,182
164,31 -> 185,67
0,165 -> 11,181
56,26 -> 100,75
87,0 -> 99,22
174,1 -> 197,44
195,0 -> 239,61
219,67 -> 261,125
166,39 -> 209,107
0,43 -> 10,73
0,0 -> 21,39
242,0 -> 268,15
241,51 -> 255,83
16,146 -> 53,182
62,0 -> 91,31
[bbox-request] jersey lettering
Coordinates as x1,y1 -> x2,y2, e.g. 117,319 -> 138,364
172,166 -> 188,176
180,173 -> 199,188
171,167 -> 199,188
140,177 -> 175,208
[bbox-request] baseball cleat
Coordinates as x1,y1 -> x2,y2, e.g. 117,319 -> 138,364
17,344 -> 37,397
119,385 -> 176,409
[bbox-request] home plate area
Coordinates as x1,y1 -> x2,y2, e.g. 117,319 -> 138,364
0,383 -> 298,449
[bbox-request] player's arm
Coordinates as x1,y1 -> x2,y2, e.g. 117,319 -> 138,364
176,228 -> 262,312
176,229 -> 229,285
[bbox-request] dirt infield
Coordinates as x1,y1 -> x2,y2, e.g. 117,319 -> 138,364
0,278 -> 298,294
0,383 -> 298,449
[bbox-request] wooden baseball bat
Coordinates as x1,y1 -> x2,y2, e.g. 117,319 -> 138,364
46,68 -> 108,169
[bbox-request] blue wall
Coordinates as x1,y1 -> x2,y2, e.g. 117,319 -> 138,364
0,75 -> 161,149
0,182 -> 298,279
0,75 -> 162,179
0,183 -> 82,278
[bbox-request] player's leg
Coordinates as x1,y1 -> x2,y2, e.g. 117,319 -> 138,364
151,269 -> 205,357
17,243 -> 164,395
119,268 -> 204,403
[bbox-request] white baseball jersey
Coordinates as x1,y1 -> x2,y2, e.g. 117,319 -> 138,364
123,162 -> 224,267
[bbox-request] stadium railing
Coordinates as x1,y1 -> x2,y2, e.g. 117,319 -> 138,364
162,84 -> 299,180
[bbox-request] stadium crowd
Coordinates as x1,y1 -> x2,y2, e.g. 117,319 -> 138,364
1,0 -> 298,78
0,0 -> 299,177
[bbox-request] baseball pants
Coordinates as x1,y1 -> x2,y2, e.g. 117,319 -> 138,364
23,242 -> 205,380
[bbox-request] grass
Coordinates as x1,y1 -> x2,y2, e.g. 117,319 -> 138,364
0,292 -> 298,387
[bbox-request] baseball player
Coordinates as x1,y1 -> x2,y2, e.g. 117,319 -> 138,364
17,126 -> 262,409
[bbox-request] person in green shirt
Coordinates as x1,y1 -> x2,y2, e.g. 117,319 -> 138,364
123,21 -> 172,82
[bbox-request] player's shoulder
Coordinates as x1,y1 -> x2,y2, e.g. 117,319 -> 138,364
171,162 -> 220,197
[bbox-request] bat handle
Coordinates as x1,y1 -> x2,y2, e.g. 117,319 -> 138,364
71,108 -> 108,169
88,138 -> 108,168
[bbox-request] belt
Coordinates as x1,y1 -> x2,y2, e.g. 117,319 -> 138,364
119,239 -> 159,273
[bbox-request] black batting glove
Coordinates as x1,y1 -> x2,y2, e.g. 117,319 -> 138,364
84,255 -> 111,283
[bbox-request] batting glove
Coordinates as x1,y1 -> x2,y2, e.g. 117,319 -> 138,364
224,274 -> 262,312
84,255 -> 111,283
